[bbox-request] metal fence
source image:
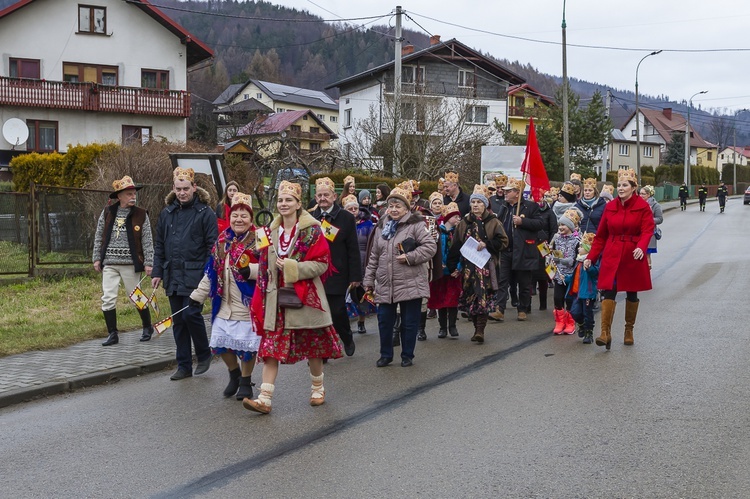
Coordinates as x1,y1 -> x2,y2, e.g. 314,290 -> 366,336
0,183 -> 170,276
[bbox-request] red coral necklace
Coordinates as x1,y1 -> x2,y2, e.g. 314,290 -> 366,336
278,224 -> 296,255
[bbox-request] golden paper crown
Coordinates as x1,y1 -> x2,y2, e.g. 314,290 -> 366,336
570,173 -> 582,182
617,168 -> 637,185
173,167 -> 194,183
602,184 -> 615,195
486,180 -> 497,192
581,231 -> 596,247
494,174 -> 508,187
438,177 -> 445,191
472,184 -> 489,198
444,171 -> 459,183
562,209 -> 581,226
231,192 -> 253,209
442,202 -> 460,217
583,178 -> 597,189
315,177 -> 335,193
342,194 -> 358,207
387,186 -> 412,205
112,176 -> 136,192
561,182 -> 576,195
642,184 -> 655,197
546,187 -> 560,197
278,180 -> 302,200
343,175 -> 355,185
504,178 -> 526,191
429,191 -> 443,204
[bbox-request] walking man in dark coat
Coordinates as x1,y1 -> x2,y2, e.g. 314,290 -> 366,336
152,168 -> 218,380
490,178 -> 544,322
697,184 -> 708,212
716,181 -> 729,213
678,182 -> 689,211
311,177 -> 361,356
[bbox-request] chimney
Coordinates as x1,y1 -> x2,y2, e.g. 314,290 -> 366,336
402,44 -> 414,56
430,35 -> 441,46
662,108 -> 672,120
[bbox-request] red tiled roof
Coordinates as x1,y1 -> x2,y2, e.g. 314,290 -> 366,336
0,0 -> 213,67
236,110 -> 335,137
639,108 -> 713,148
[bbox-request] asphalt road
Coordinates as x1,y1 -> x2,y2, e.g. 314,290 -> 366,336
2,199 -> 749,498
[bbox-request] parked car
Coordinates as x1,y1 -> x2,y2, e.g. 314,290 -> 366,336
744,186 -> 750,205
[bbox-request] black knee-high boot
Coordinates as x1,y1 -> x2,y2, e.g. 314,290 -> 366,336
138,307 -> 154,342
417,311 -> 427,341
538,280 -> 548,310
448,308 -> 459,337
437,308 -> 448,338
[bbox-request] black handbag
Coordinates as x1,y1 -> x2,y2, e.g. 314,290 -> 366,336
277,287 -> 303,309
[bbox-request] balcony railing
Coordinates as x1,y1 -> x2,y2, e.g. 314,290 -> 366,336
0,77 -> 191,117
287,130 -> 334,142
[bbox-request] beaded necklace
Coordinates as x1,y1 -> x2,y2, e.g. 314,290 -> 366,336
278,223 -> 297,256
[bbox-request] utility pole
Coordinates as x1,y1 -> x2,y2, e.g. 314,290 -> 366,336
684,90 -> 707,187
733,127 -> 737,195
561,0 -> 570,180
601,89 -> 611,182
393,6 -> 403,176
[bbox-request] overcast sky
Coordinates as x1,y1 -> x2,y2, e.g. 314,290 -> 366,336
271,0 -> 750,114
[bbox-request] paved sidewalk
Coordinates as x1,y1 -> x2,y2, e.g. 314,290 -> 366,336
0,196 -> 738,410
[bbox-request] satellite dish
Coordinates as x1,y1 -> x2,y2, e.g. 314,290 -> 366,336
2,118 -> 29,148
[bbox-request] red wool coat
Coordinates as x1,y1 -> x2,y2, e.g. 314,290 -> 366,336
587,194 -> 655,292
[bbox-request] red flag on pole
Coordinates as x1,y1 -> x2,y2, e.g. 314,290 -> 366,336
520,117 -> 550,202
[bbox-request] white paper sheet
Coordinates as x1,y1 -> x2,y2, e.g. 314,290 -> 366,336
460,236 -> 491,268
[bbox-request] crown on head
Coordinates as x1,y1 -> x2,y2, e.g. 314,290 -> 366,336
278,180 -> 302,200
387,186 -> 412,205
486,180 -> 497,191
617,168 -> 637,185
562,209 -> 581,226
342,194 -> 358,207
429,191 -> 443,204
561,182 -> 576,195
231,192 -> 253,208
504,178 -> 526,191
343,175 -> 355,185
112,176 -> 136,192
570,173 -> 582,182
315,177 -> 335,193
442,202 -> 460,217
581,231 -> 596,247
494,174 -> 508,187
472,184 -> 489,198
173,167 -> 194,183
444,171 -> 459,183
583,178 -> 597,189
601,184 -> 615,194
438,178 -> 445,190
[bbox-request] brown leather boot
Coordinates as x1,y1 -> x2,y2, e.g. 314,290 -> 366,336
624,300 -> 639,345
595,299 -> 616,350
471,314 -> 488,343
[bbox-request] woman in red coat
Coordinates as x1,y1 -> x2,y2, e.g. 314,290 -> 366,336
584,169 -> 654,350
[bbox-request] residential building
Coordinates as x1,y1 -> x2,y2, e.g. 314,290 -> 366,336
718,146 -> 750,171
621,107 -> 717,169
235,109 -> 336,157
506,83 -> 554,138
0,0 -> 213,162
326,37 -> 525,164
213,80 -> 339,138
607,129 -> 661,172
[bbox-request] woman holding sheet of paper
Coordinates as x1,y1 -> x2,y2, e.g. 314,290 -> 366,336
447,185 -> 508,344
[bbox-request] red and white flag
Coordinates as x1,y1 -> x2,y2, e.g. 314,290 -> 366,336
520,117 -> 550,202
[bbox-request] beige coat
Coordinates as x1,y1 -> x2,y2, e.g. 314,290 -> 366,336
190,254 -> 259,321
261,211 -> 333,332
363,212 -> 437,304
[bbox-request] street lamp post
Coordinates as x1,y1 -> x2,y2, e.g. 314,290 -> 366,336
684,90 -> 708,186
561,0 -> 570,180
635,50 -> 662,184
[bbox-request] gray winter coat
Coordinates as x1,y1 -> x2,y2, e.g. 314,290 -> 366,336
363,212 -> 437,304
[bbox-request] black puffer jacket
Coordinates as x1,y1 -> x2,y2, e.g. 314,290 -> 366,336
537,201 -> 558,243
153,187 -> 218,296
495,199 -> 544,271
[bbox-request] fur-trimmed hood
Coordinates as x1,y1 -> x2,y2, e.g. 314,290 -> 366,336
164,186 -> 212,207
269,209 -> 320,231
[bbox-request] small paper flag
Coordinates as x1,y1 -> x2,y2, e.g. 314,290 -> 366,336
149,291 -> 160,317
256,227 -> 271,250
321,219 -> 339,242
129,286 -> 149,310
154,316 -> 173,335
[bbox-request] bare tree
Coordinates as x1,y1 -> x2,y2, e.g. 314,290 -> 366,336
708,115 -> 736,154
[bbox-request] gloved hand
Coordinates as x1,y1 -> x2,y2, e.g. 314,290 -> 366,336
237,266 -> 251,279
189,299 -> 202,308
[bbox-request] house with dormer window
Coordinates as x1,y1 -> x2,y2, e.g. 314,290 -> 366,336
0,0 -> 213,164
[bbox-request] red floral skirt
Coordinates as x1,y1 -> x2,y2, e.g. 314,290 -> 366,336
258,308 -> 343,364
427,275 -> 462,309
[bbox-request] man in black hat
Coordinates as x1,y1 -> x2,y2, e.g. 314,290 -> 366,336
93,176 -> 154,346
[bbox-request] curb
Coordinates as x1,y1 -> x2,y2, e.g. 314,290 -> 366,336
0,356 -> 175,410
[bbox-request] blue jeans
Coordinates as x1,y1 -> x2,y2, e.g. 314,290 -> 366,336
377,298 -> 421,360
569,296 -> 595,330
169,294 -> 211,373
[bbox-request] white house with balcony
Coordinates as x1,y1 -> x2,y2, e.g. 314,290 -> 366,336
0,0 -> 213,163
325,37 -> 525,165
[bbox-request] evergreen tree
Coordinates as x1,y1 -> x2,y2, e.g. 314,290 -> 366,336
664,131 -> 685,165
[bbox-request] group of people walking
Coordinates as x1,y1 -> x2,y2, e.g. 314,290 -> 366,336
678,180 -> 730,213
92,166 -> 668,415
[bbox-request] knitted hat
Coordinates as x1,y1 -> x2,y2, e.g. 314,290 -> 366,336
358,189 -> 371,203
469,184 -> 489,207
110,175 -> 142,199
559,182 -> 576,202
387,186 -> 412,207
342,194 -> 359,208
442,202 -> 460,220
559,208 -> 582,231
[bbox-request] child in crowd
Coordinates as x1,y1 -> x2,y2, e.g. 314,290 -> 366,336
426,202 -> 462,338
568,232 -> 599,344
551,209 -> 581,334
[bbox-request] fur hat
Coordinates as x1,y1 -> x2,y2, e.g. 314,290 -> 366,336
387,186 -> 412,207
278,180 -> 302,201
110,175 -> 142,199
